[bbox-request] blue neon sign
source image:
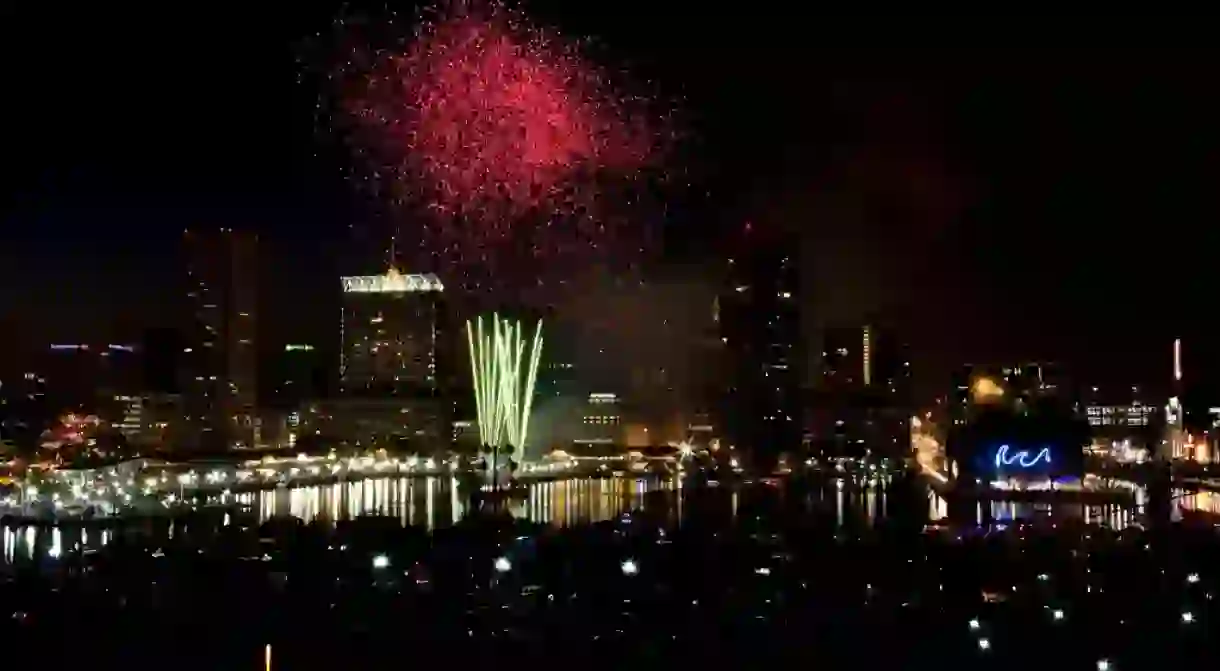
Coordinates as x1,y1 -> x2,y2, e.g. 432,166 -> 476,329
993,444 -> 1051,470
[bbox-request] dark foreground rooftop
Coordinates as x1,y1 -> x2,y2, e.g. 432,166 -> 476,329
0,474 -> 1216,669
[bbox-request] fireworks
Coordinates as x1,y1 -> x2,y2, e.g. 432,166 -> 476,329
317,1 -> 672,290
343,2 -> 660,220
466,314 -> 544,451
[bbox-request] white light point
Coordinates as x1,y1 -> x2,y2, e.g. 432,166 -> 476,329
621,559 -> 639,576
494,556 -> 512,573
977,638 -> 990,651
1097,660 -> 1112,671
968,618 -> 981,631
372,554 -> 390,569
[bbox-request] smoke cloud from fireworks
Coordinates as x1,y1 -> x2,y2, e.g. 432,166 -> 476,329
337,2 -> 666,233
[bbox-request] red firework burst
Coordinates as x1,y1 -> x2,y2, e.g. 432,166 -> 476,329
339,2 -> 665,234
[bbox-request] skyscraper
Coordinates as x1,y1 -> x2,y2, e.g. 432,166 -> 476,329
273,343 -> 325,410
821,323 -> 910,398
182,228 -> 258,451
815,323 -> 912,458
717,225 -> 801,468
340,268 -> 445,396
334,268 -> 448,450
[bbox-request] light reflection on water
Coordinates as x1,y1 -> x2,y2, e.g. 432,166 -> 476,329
246,475 -> 684,529
925,482 -> 1219,529
0,476 -> 684,564
4,473 -> 1215,564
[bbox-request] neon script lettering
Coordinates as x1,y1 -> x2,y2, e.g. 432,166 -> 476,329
994,444 -> 1051,469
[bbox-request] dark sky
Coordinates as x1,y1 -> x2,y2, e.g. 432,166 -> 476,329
2,5 -> 1219,396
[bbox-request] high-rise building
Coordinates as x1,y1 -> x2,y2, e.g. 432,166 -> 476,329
821,327 -> 863,389
274,343 -> 325,409
182,228 -> 258,451
717,225 -> 801,468
332,268 -> 448,450
141,328 -> 182,394
821,324 -> 911,397
340,268 -> 444,396
812,324 -> 912,458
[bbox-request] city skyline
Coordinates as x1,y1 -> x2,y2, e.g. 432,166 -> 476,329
3,6 -> 1220,396
6,7 -> 1220,668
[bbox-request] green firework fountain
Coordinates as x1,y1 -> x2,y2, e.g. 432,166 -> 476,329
465,314 -> 544,453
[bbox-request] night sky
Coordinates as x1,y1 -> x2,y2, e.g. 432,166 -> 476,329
2,5 -> 1218,398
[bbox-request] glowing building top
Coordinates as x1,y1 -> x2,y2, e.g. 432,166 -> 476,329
341,268 -> 444,294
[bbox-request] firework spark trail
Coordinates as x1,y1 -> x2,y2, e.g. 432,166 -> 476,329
339,1 -> 665,233
466,314 -> 544,451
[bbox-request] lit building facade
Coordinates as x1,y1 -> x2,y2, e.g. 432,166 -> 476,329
335,269 -> 448,451
183,228 -> 258,451
574,392 -> 622,454
340,270 -> 444,396
1083,386 -> 1156,432
717,226 -> 801,467
111,393 -> 180,449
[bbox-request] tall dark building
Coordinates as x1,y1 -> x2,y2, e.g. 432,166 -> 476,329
0,371 -> 49,449
332,268 -> 449,450
182,228 -> 258,451
273,343 -> 326,410
717,225 -> 801,468
340,268 -> 445,396
821,324 -> 911,398
821,326 -> 864,389
141,328 -> 182,394
40,343 -> 141,412
814,323 -> 912,457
